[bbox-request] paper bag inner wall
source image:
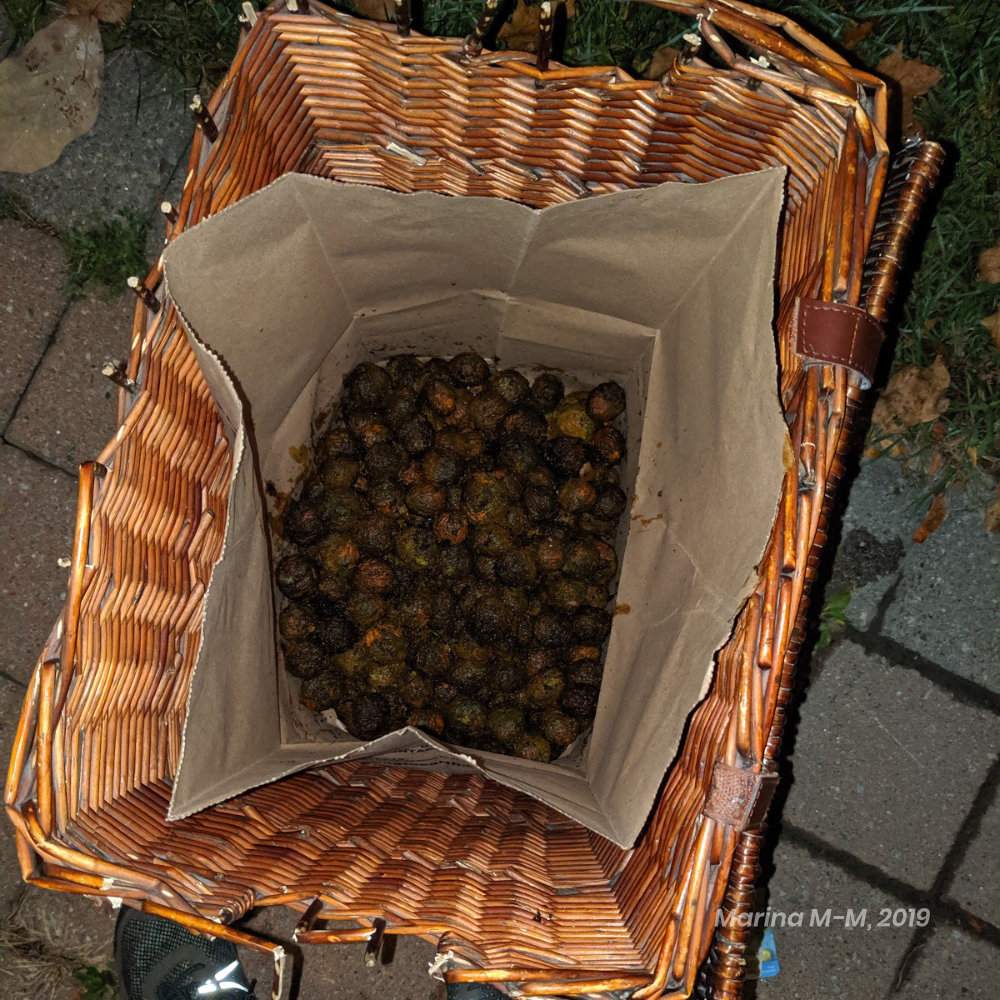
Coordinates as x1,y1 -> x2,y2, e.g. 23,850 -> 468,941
162,170 -> 787,847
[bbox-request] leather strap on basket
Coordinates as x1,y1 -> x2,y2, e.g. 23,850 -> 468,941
794,297 -> 884,390
704,762 -> 779,830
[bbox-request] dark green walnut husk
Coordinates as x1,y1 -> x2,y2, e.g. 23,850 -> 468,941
280,355 -> 631,761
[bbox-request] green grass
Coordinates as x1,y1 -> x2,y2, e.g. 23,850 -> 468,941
60,211 -> 150,298
2,0 -> 997,487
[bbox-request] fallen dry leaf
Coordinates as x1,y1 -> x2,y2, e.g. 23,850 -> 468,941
871,355 -> 951,434
876,44 -> 943,135
499,1 -> 542,53
0,15 -> 104,174
985,487 -> 1000,534
66,0 -> 133,23
498,0 -> 576,54
644,44 -> 680,80
352,0 -> 394,22
982,309 -> 1000,352
843,20 -> 873,50
978,246 -> 1000,284
912,492 -> 947,543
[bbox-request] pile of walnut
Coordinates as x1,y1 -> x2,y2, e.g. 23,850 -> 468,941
276,353 -> 628,762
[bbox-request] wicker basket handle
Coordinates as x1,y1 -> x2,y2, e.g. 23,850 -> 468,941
862,139 -> 947,325
454,0 -> 878,106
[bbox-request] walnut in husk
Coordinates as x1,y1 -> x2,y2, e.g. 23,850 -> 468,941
279,354 -> 631,762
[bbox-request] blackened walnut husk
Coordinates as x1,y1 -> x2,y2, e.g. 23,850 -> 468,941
300,672 -> 346,712
343,361 -> 392,411
276,554 -> 318,601
406,482 -> 447,517
282,641 -> 326,679
561,684 -> 600,720
385,353 -> 424,388
503,405 -> 547,442
531,372 -> 564,411
280,355 -> 631,760
315,488 -> 362,532
355,513 -> 395,556
590,425 -> 625,465
592,484 -> 627,522
447,352 -> 491,387
344,692 -> 390,739
384,387 -> 420,430
355,558 -> 395,594
315,614 -> 359,654
320,457 -> 359,491
283,499 -> 325,545
363,441 -> 408,484
489,369 -> 530,406
586,381 -> 627,423
423,449 -> 464,485
544,435 -> 588,478
396,416 -> 435,456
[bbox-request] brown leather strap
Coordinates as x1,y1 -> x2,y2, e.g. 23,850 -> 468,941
704,762 -> 779,830
794,297 -> 884,390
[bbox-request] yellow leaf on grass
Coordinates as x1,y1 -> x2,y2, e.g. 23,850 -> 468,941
871,355 -> 951,435
644,44 -> 680,80
498,1 -> 576,55
842,20 -> 873,50
66,0 -> 133,23
978,246 -> 1000,284
985,487 -> 1000,534
876,45 -> 943,135
913,493 -> 947,543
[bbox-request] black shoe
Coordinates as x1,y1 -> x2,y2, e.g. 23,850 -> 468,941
115,906 -> 255,1000
445,984 -> 509,1000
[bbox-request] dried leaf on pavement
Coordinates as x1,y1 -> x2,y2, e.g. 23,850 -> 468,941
985,487 -> 1000,534
0,16 -> 104,174
66,0 -> 133,23
982,309 -> 1000,353
978,246 -> 1000,284
912,492 -> 947,543
876,45 -> 943,134
871,355 -> 951,434
644,44 -> 680,80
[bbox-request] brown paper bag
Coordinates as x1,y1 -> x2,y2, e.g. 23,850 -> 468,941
161,170 -> 788,847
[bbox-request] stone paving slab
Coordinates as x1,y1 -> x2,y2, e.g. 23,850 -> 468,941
880,502 -> 1000,693
0,444 -> 76,684
1,49 -> 192,232
0,887 -> 116,999
781,641 -> 1000,890
0,678 -> 30,917
0,220 -> 68,429
755,840 -> 916,999
895,926 -> 1000,999
945,788 -> 1000,928
4,295 -> 131,473
238,904 -> 445,1000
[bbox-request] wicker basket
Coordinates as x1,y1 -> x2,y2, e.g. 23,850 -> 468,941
5,2 -> 943,997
